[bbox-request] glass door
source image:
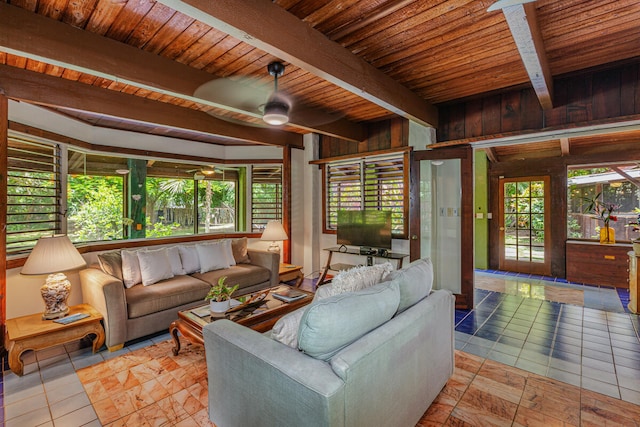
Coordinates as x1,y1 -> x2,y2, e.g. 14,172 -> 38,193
410,146 -> 474,309
499,176 -> 551,275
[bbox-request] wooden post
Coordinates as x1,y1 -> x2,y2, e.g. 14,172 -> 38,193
0,94 -> 8,346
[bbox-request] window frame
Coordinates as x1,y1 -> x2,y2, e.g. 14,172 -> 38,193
251,165 -> 283,232
6,136 -> 62,254
323,152 -> 409,239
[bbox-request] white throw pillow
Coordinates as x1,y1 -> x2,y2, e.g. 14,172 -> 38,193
317,263 -> 394,299
271,306 -> 307,348
165,246 -> 185,276
137,248 -> 174,286
178,245 -> 200,274
196,242 -> 231,273
121,249 -> 142,288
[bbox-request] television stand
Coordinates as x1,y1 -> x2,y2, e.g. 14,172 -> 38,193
317,246 -> 409,287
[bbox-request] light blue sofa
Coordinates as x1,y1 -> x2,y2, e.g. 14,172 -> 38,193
203,258 -> 455,427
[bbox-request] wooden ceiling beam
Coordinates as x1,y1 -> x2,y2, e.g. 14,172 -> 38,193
560,137 -> 570,156
489,1 -> 554,109
158,0 -> 438,128
0,65 -> 303,148
484,148 -> 499,163
611,166 -> 640,189
0,3 -> 363,142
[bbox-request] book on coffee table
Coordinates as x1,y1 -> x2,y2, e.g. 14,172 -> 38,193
272,288 -> 308,303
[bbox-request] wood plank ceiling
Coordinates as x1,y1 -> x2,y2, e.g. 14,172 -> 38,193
0,0 -> 638,157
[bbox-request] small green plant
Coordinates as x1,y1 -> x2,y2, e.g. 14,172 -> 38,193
205,276 -> 239,302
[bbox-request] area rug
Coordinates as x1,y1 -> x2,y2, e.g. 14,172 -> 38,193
76,339 -> 214,426
77,338 -> 640,426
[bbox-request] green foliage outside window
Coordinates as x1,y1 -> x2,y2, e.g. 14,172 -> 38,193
67,176 -> 128,242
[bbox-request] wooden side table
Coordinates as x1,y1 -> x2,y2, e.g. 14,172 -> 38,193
5,304 -> 105,376
279,263 -> 304,287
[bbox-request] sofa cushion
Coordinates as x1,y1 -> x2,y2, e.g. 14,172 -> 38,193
315,263 -> 393,299
297,281 -> 400,360
384,257 -> 434,313
97,250 -> 123,281
166,246 -> 186,276
121,249 -> 142,288
231,237 -> 250,264
222,239 -> 236,267
196,242 -> 230,273
192,263 -> 271,289
137,248 -> 175,286
178,245 -> 200,274
270,306 -> 307,348
125,275 -> 210,318
273,263 -> 394,348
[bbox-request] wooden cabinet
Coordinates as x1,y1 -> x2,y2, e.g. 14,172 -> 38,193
628,252 -> 639,314
566,241 -> 630,288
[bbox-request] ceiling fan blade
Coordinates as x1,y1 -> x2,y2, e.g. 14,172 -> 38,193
194,77 -> 270,114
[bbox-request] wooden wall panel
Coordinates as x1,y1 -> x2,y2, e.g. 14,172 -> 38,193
464,99 -> 482,138
501,90 -> 522,133
482,95 -> 502,134
620,65 -> 638,116
592,68 -> 621,120
319,117 -> 409,159
521,88 -> 544,129
544,80 -> 567,127
438,61 -> 640,142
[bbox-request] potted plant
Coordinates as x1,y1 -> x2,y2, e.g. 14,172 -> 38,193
583,192 -> 619,244
205,276 -> 239,313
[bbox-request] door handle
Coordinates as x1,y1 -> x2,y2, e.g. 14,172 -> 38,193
499,227 -> 505,231
411,235 -> 418,240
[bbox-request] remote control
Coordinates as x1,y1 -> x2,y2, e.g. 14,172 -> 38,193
53,313 -> 90,325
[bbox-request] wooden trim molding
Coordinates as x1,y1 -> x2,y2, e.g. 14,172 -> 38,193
309,146 -> 412,165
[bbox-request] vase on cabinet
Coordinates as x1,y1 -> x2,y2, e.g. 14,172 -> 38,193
599,226 -> 615,244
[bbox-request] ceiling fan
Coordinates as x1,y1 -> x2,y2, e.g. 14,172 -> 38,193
186,164 -> 237,180
194,61 -> 344,128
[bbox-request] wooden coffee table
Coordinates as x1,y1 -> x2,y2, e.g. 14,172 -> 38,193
169,285 -> 313,355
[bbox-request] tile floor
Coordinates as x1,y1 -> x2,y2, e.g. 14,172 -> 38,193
1,271 -> 639,426
460,270 -> 640,404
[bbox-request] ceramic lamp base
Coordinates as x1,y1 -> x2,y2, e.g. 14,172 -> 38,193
41,273 -> 72,320
267,242 -> 281,253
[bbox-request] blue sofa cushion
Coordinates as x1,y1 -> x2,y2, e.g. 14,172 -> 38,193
297,281 -> 400,360
384,257 -> 433,313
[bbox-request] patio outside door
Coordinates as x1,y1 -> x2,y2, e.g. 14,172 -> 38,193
499,176 -> 551,275
410,146 -> 474,310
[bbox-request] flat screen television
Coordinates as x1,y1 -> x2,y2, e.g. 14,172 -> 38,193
337,209 -> 392,249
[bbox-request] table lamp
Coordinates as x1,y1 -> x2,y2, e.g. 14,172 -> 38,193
260,221 -> 288,253
21,235 -> 86,320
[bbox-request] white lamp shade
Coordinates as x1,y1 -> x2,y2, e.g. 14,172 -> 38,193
261,221 -> 288,241
21,235 -> 86,275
